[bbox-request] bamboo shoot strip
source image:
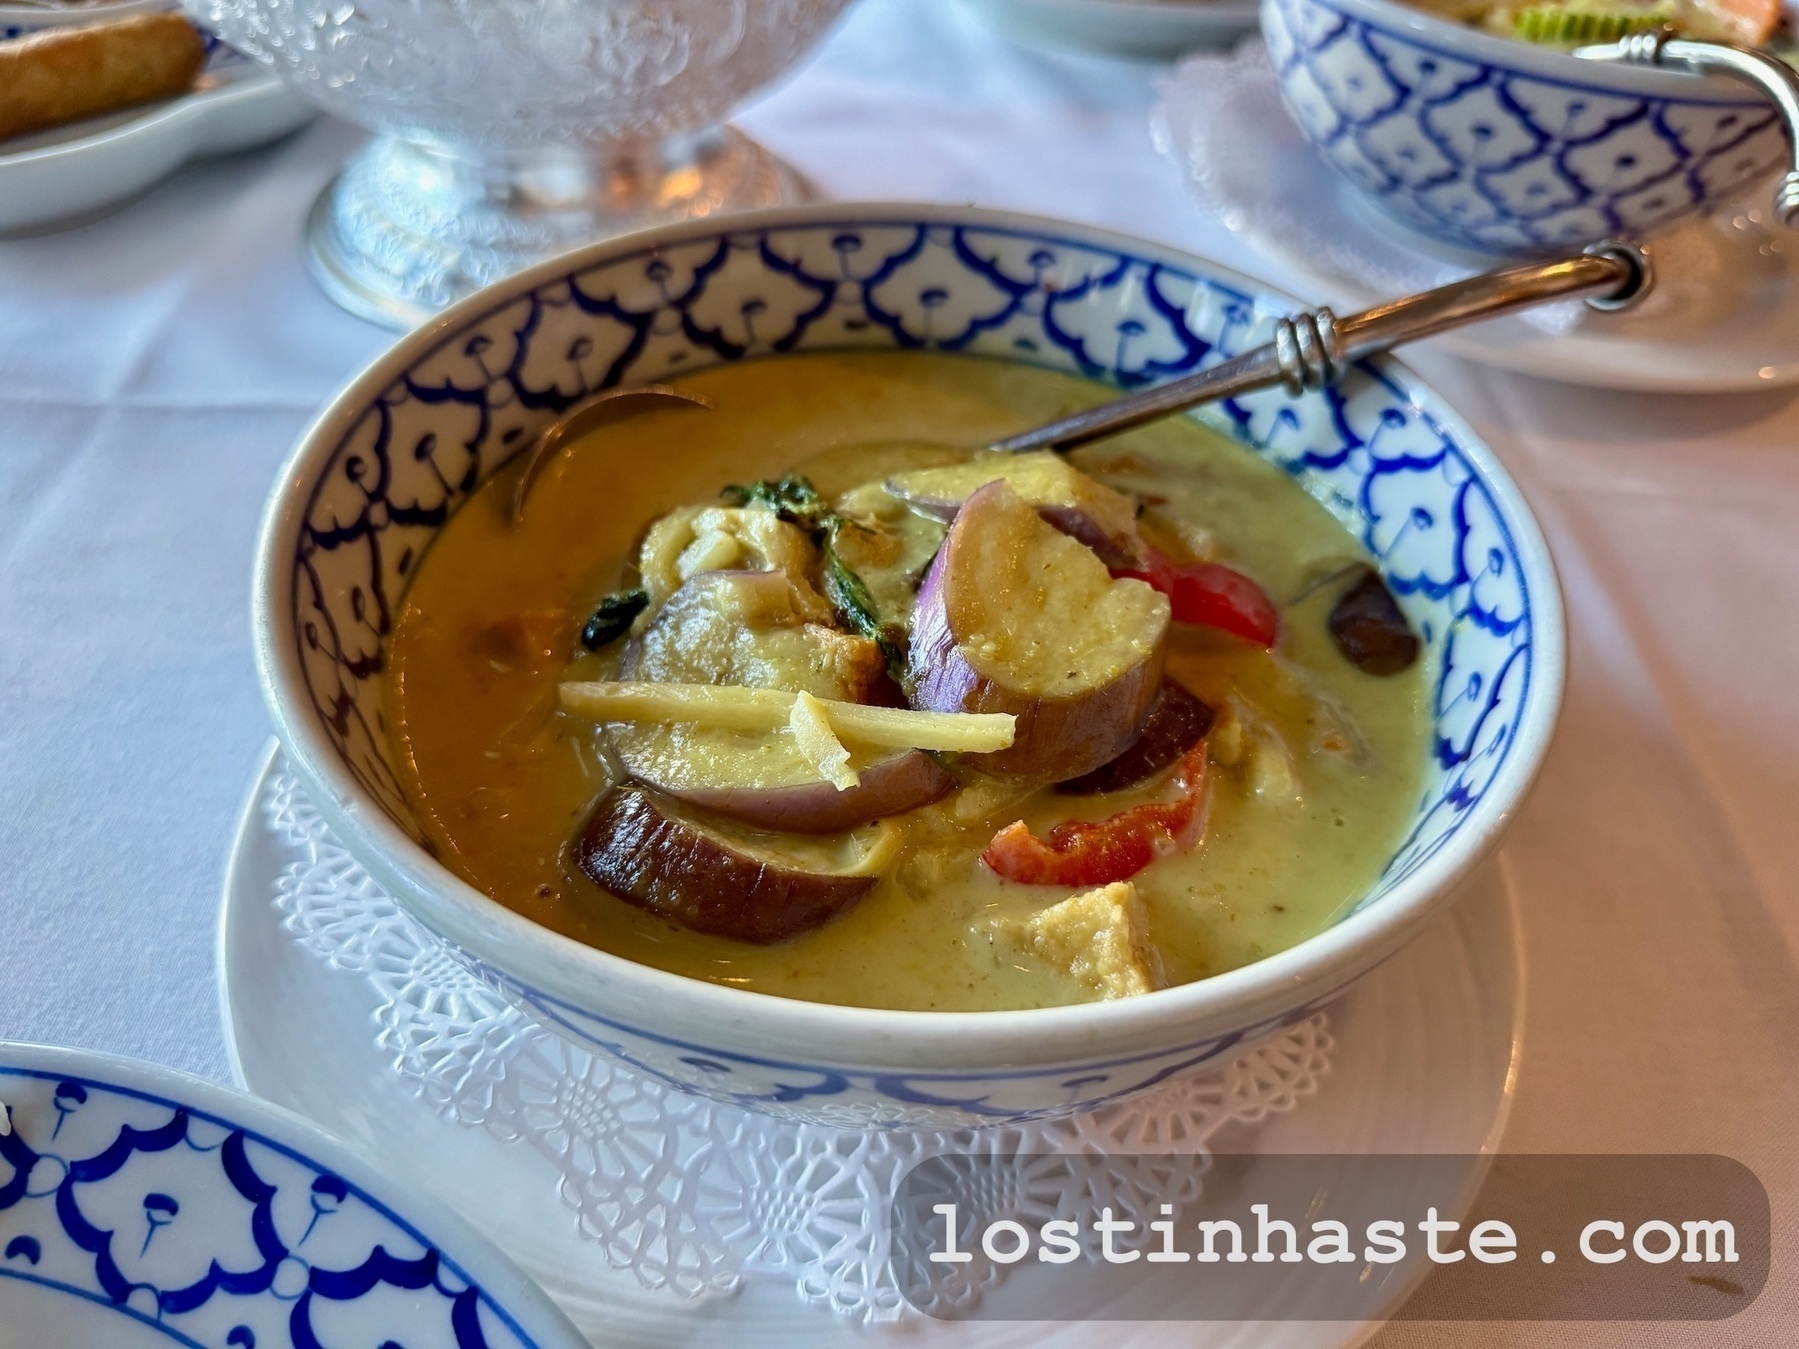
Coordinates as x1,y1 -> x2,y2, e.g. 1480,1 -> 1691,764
559,681 -> 1016,753
789,691 -> 859,790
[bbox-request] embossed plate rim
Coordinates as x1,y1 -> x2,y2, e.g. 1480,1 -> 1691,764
217,737 -> 1527,1344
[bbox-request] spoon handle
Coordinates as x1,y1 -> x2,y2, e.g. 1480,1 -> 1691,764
987,240 -> 1650,457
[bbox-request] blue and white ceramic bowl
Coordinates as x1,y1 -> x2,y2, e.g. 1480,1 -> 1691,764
0,1041 -> 586,1347
1261,0 -> 1788,255
254,203 -> 1565,1128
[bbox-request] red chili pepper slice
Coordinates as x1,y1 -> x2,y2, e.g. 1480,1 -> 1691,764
1116,547 -> 1280,648
981,745 -> 1211,887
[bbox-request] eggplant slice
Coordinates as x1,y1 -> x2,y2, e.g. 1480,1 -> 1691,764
886,451 -> 1146,569
640,746 -> 954,834
1327,568 -> 1420,676
908,479 -> 1169,780
608,570 -> 939,831
1056,679 -> 1216,795
575,783 -> 886,944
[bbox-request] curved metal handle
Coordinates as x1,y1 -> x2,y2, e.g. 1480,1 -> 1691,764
1574,30 -> 1799,228
988,242 -> 1652,456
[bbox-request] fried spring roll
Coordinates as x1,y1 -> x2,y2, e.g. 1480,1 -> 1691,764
0,11 -> 206,144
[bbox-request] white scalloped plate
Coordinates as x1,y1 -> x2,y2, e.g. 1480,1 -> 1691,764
0,57 -> 314,235
0,1038 -> 589,1347
219,740 -> 1525,1346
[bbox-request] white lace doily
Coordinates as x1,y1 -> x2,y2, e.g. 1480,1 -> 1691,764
1154,43 -> 1587,336
260,765 -> 1333,1324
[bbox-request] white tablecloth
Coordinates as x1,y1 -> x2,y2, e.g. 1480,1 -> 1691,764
1,0 -> 1794,1339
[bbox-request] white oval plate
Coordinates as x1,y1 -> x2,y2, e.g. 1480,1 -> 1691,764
961,0 -> 1258,60
220,740 -> 1523,1345
0,54 -> 314,236
0,1039 -> 588,1347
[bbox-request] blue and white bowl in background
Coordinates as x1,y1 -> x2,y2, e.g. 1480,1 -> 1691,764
254,203 -> 1566,1128
0,1041 -> 586,1346
1261,0 -> 1787,255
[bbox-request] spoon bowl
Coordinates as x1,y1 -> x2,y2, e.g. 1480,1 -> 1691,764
510,383 -> 712,525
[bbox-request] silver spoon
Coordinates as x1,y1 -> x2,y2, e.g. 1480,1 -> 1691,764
925,35 -> 1799,455
1000,23 -> 1799,459
512,240 -> 1649,520
989,240 -> 1651,456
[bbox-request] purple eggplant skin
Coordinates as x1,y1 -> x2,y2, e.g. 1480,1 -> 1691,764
898,496 -> 1141,570
909,549 -> 1162,780
884,454 -> 1148,569
1328,568 -> 1420,676
1054,679 -> 1217,795
639,748 -> 955,834
574,784 -> 877,944
907,482 -> 1167,781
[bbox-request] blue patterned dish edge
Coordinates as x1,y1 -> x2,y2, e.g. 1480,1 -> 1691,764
1261,0 -> 1785,253
0,1042 -> 586,1347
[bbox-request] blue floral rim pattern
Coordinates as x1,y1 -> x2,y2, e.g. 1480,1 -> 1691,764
0,1065 -> 544,1347
501,962 -> 1349,1120
1263,0 -> 1784,251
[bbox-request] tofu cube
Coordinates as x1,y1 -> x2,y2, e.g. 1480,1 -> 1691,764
1014,881 -> 1164,1000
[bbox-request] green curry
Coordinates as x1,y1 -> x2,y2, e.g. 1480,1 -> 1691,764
385,351 -> 1430,1011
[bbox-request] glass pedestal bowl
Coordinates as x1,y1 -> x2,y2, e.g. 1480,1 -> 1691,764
188,0 -> 850,325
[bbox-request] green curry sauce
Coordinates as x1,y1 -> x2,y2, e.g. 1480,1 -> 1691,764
385,351 -> 1430,1011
